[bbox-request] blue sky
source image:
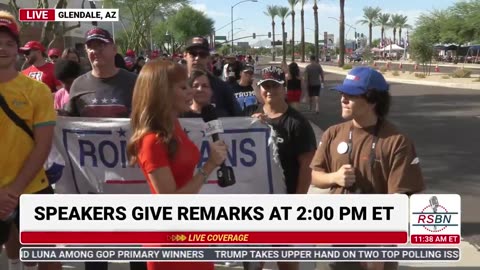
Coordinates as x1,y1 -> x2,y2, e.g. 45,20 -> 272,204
190,0 -> 457,45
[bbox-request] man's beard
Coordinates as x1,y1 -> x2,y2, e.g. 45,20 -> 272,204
27,55 -> 37,65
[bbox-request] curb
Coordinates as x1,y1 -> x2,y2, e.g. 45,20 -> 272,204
268,61 -> 480,90
321,66 -> 480,90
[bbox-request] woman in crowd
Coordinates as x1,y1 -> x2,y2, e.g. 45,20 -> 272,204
286,62 -> 302,109
127,60 -> 227,270
181,69 -> 213,118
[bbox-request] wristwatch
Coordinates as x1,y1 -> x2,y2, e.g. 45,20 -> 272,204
198,167 -> 209,183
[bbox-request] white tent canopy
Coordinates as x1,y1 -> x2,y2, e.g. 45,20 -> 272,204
381,44 -> 404,51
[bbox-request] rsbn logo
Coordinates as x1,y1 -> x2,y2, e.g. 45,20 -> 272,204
412,196 -> 459,233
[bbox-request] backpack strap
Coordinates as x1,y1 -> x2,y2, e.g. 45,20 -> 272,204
0,93 -> 34,139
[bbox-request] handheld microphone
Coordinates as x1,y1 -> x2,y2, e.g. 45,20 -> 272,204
429,196 -> 439,213
429,196 -> 439,230
200,104 -> 236,188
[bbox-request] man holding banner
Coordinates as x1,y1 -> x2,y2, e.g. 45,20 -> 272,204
62,27 -> 145,270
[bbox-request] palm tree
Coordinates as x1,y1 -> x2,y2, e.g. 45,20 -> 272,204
389,14 -> 403,44
277,6 -> 291,63
300,0 -> 308,62
264,5 -> 279,61
357,6 -> 381,47
397,15 -> 411,46
313,0 -> 319,61
288,0 -> 300,62
339,0 -> 345,67
376,13 -> 390,47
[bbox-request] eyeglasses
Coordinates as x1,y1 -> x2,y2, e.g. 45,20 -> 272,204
188,51 -> 209,58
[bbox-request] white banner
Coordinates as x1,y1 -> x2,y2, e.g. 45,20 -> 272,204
53,117 -> 286,195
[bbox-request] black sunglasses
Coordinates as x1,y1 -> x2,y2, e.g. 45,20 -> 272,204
189,50 -> 209,58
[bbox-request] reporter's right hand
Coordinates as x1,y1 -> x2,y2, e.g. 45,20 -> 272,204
207,141 -> 228,166
332,164 -> 356,187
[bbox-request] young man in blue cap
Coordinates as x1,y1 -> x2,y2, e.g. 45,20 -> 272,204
310,67 -> 425,270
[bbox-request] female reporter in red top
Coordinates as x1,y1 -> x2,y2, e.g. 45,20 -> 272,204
127,60 -> 228,270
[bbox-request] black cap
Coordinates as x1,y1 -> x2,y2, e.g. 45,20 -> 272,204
185,36 -> 210,53
85,27 -> 114,44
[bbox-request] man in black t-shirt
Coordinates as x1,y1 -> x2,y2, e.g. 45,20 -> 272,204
245,66 -> 317,270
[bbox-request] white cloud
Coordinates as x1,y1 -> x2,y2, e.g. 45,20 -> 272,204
190,3 -> 229,18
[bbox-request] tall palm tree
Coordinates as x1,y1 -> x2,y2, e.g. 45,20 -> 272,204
313,0 -> 319,61
397,15 -> 411,45
357,6 -> 381,47
389,14 -> 403,44
277,6 -> 291,63
376,13 -> 390,47
264,5 -> 279,61
288,0 -> 300,62
339,0 -> 345,67
300,0 -> 308,62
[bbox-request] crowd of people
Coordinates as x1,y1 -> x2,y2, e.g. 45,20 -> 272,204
0,9 -> 426,270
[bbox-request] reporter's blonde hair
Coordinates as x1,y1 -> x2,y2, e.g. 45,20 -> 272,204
127,60 -> 188,165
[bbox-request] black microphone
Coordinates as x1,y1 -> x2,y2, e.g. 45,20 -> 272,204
200,104 -> 236,187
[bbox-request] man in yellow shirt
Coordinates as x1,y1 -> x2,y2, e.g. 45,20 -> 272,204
0,11 -> 59,270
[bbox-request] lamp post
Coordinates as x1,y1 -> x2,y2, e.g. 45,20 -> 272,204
328,16 -> 356,38
231,0 -> 258,54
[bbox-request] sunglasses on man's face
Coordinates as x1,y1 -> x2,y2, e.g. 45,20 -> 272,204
189,51 -> 209,58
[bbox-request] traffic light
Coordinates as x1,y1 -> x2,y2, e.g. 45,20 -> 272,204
253,33 -> 256,39
355,32 -> 357,38
268,32 -> 271,38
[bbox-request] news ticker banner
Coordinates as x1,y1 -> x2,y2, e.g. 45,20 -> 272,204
52,117 -> 286,195
20,247 -> 461,262
19,9 -> 119,22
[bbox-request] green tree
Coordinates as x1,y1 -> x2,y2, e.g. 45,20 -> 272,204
299,0 -> 308,62
357,6 -> 381,47
104,0 -> 188,52
389,14 -> 403,44
277,6 -> 291,63
288,0 -> 300,62
339,0 -> 345,67
166,6 -> 214,49
376,13 -> 390,46
313,0 -> 319,61
264,5 -> 279,61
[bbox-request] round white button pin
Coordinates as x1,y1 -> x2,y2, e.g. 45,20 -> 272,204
337,142 -> 349,154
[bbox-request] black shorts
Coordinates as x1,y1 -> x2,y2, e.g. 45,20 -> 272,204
0,185 -> 54,245
308,85 -> 321,97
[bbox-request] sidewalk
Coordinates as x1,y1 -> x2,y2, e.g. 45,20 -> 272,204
270,61 -> 480,90
373,60 -> 480,70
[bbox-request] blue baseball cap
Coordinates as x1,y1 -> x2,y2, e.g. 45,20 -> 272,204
333,67 -> 389,95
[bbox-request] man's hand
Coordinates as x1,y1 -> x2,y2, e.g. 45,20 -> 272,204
332,164 -> 356,187
0,188 -> 18,220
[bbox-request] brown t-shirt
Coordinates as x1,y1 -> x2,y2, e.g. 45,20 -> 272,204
310,120 -> 425,194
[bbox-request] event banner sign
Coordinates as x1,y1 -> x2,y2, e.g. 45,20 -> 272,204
53,117 -> 286,195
